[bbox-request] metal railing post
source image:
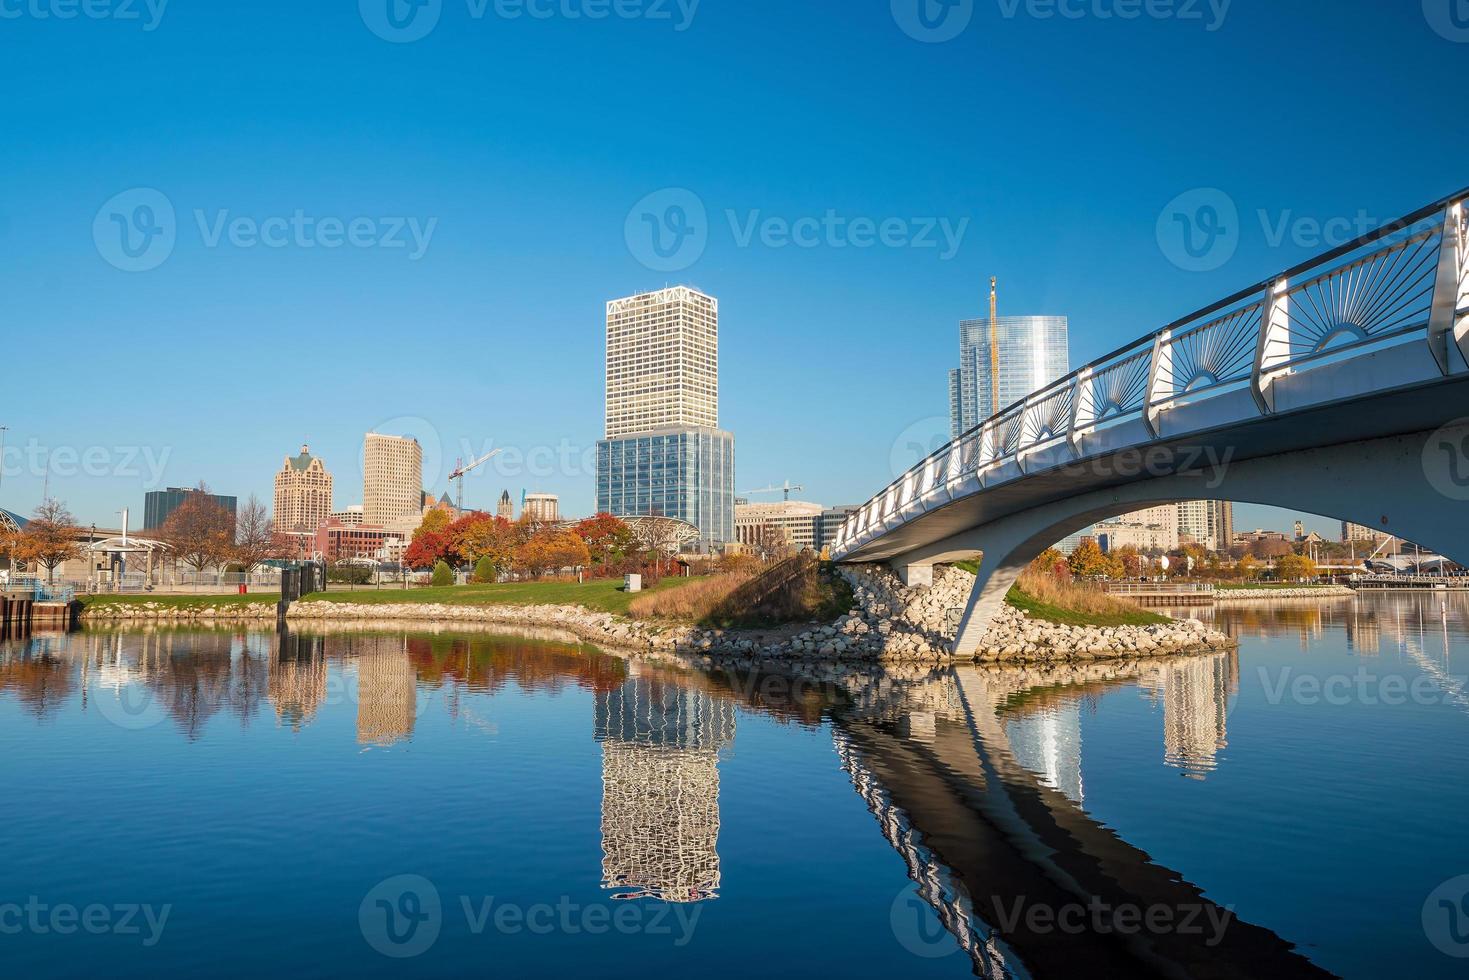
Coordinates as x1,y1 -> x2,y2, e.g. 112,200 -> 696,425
1144,330 -> 1172,437
1428,200 -> 1467,375
1251,277 -> 1291,413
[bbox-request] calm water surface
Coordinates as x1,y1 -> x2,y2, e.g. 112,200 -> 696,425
2,593 -> 1468,978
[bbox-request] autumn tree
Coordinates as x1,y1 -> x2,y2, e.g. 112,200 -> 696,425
232,495 -> 283,574
413,508 -> 452,541
403,531 -> 450,570
1276,553 -> 1318,582
1250,537 -> 1292,560
573,513 -> 635,567
1067,539 -> 1111,578
453,513 -> 519,574
514,528 -> 591,579
13,499 -> 83,584
159,484 -> 237,582
1112,544 -> 1144,579
1235,554 -> 1260,580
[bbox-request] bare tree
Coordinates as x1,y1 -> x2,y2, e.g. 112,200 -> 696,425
159,483 -> 236,586
13,499 -> 83,584
233,495 -> 283,575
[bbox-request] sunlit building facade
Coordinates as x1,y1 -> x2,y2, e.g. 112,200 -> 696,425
950,314 -> 1069,438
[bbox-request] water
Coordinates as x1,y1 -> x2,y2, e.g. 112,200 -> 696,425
1,593 -> 1468,978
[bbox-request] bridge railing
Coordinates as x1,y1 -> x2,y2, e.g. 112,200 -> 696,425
834,186 -> 1469,556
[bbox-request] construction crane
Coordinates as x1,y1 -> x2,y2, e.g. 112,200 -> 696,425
741,480 -> 804,502
448,449 -> 504,512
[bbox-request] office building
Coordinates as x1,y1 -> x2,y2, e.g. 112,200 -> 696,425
143,487 -> 238,531
313,519 -> 404,561
273,444 -> 334,538
734,501 -> 824,552
522,492 -> 560,523
605,286 -> 719,437
362,433 -> 423,526
1097,504 -> 1179,553
949,286 -> 1069,437
817,505 -> 862,552
598,427 -> 735,548
597,286 -> 736,550
331,505 -> 364,526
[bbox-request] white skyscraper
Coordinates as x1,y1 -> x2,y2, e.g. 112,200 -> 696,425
604,286 -> 719,438
362,433 -> 424,526
597,286 -> 735,548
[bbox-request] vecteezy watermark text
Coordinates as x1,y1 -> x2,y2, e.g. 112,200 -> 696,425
359,0 -> 699,43
358,875 -> 700,958
0,897 -> 170,947
0,0 -> 168,30
625,188 -> 969,271
987,895 -> 1233,945
892,0 -> 1229,42
2,439 -> 171,487
93,188 -> 437,272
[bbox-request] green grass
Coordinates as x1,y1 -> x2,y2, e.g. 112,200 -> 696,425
299,576 -> 710,616
1004,585 -> 1171,627
79,592 -> 278,611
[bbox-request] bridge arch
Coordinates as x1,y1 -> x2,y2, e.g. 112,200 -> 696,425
874,426 -> 1469,658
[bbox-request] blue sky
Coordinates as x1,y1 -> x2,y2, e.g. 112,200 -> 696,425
2,0 -> 1466,536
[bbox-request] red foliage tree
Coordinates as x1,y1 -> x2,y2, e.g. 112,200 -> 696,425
403,531 -> 450,570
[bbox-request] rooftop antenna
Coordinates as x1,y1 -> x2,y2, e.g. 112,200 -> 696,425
989,276 -> 1001,416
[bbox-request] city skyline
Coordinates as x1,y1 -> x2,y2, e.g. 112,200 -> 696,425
3,3 -> 1464,539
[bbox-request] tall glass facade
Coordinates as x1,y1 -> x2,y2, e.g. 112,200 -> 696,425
596,427 -> 735,550
950,315 -> 1070,438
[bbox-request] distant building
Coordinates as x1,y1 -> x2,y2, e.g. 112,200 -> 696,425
331,505 -> 364,526
817,506 -> 862,552
497,490 -> 514,520
1176,500 -> 1233,552
273,445 -> 333,541
735,501 -> 824,552
1097,504 -> 1179,554
1342,521 -> 1389,544
949,283 -> 1069,437
143,487 -> 238,531
313,519 -> 403,561
597,286 -> 735,550
362,433 -> 423,527
523,492 -> 560,523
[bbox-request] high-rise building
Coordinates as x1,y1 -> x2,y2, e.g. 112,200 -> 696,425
597,286 -> 735,550
605,286 -> 719,438
362,433 -> 423,527
143,487 -> 238,531
1177,500 -> 1211,549
949,295 -> 1069,438
1210,501 -> 1233,554
522,492 -> 560,523
597,428 -> 735,548
273,444 -> 333,537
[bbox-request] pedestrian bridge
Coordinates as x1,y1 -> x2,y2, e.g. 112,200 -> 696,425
831,187 -> 1469,656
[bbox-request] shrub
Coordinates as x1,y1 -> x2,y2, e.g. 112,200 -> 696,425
431,561 -> 454,587
473,555 -> 497,584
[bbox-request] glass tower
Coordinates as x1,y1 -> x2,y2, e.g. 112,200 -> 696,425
950,315 -> 1070,438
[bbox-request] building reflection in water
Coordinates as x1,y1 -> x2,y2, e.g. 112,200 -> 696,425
594,669 -> 735,903
1004,703 -> 1084,803
350,636 -> 418,747
270,633 -> 328,732
1138,650 -> 1237,778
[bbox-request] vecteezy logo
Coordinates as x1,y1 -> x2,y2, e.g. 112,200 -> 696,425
1423,419 -> 1469,501
624,188 -> 707,272
1424,0 -> 1469,42
891,0 -> 973,42
359,874 -> 442,958
93,188 -> 176,272
360,0 -> 442,43
889,888 -> 958,958
1156,188 -> 1239,273
889,416 -> 953,481
1423,874 -> 1469,957
95,682 -> 167,731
